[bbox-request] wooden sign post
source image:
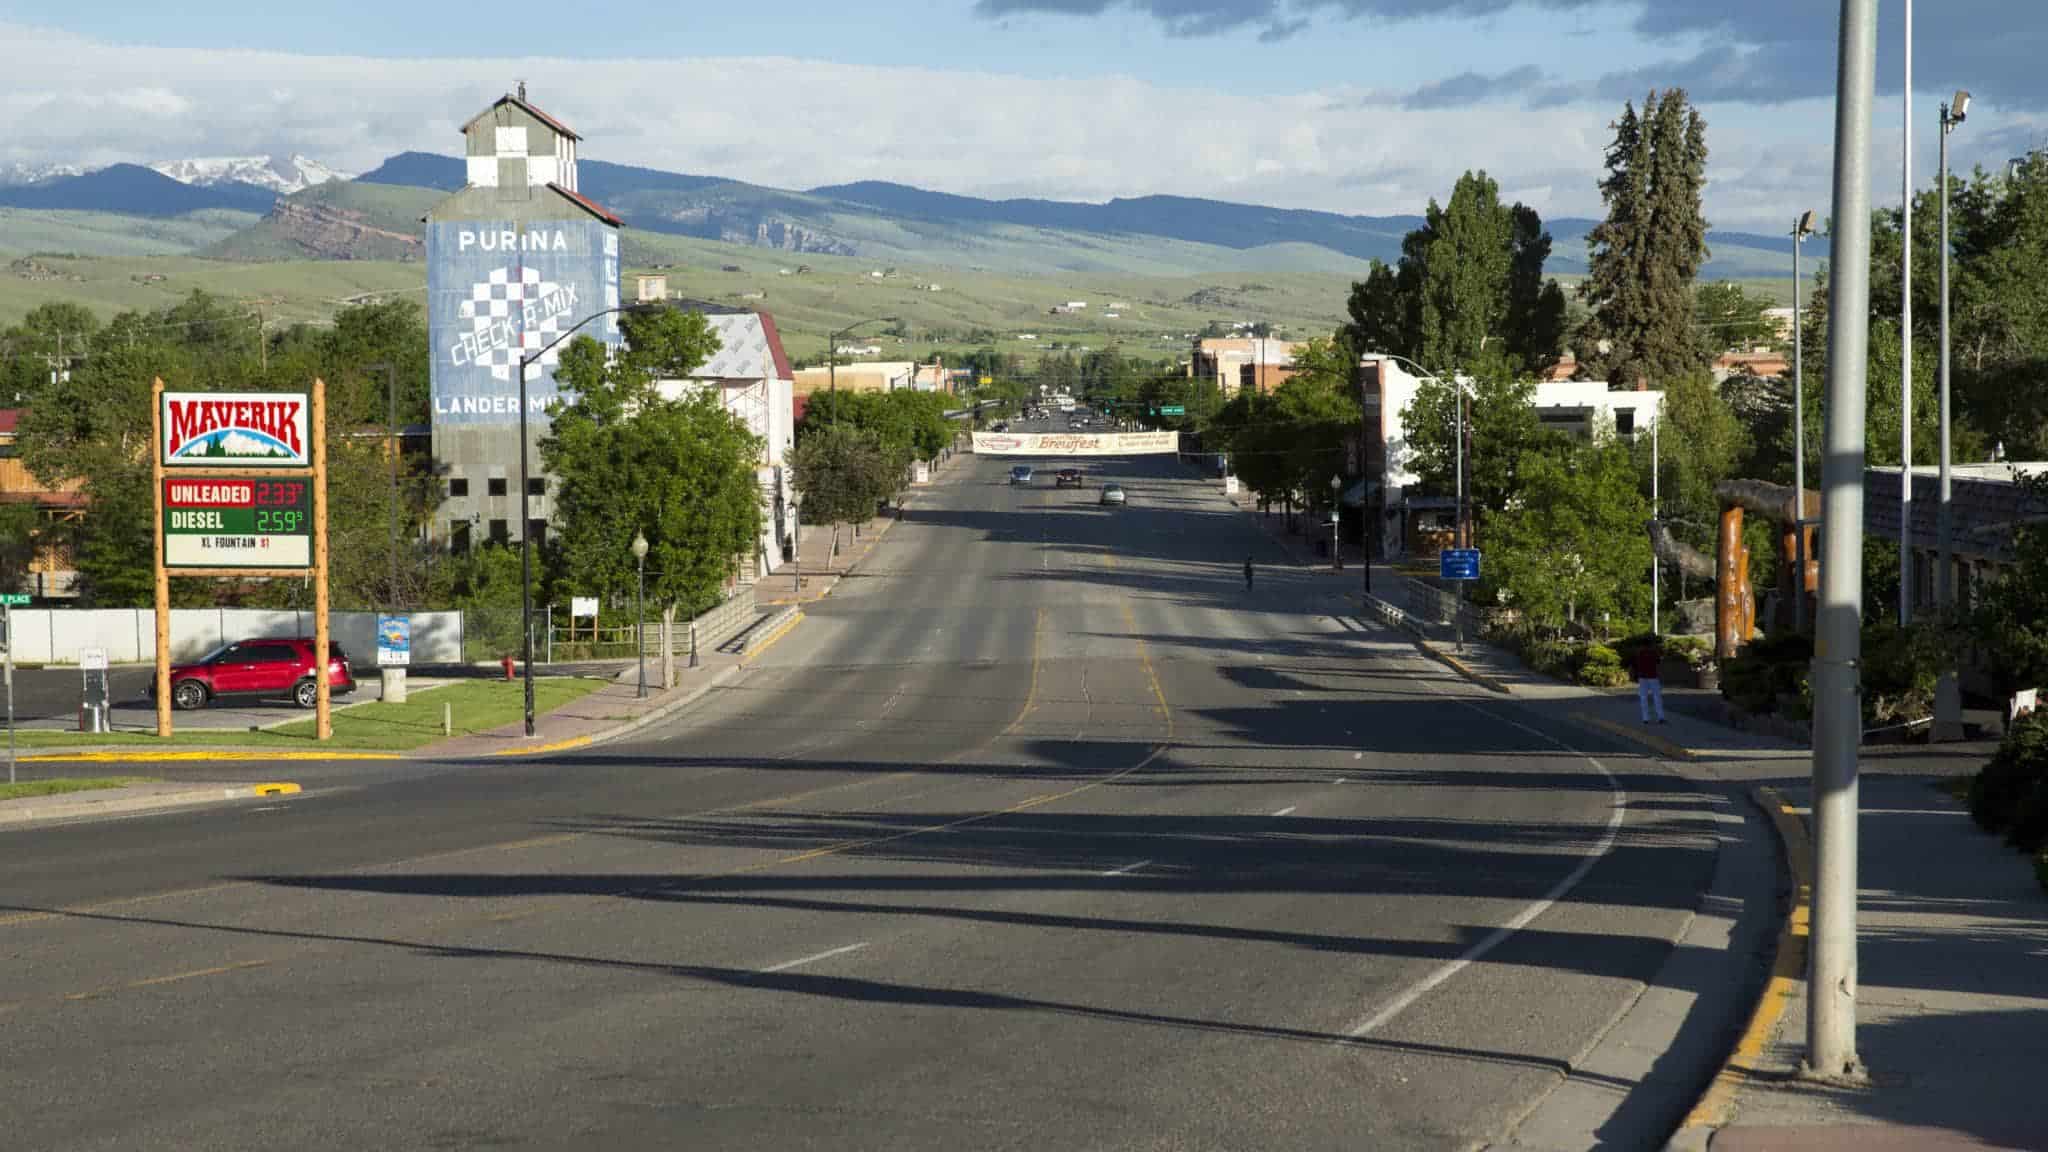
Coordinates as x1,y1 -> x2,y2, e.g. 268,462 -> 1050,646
152,378 -> 330,740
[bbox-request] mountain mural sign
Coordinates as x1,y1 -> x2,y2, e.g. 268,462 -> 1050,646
160,392 -> 310,468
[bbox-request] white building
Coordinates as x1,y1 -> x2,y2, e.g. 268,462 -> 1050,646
654,310 -> 798,578
1355,354 -> 1662,559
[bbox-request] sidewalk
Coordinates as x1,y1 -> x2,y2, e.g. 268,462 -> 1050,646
1407,614 -> 2045,1150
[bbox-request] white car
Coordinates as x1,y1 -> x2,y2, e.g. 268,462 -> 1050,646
1099,483 -> 1126,506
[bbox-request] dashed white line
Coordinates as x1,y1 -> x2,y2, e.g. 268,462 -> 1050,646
759,942 -> 869,974
1100,859 -> 1152,877
1272,805 -> 1297,817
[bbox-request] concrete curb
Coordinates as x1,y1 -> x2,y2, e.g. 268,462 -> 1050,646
1571,711 -> 1700,762
1665,786 -> 1812,1149
1354,592 -> 1512,695
0,781 -> 300,826
23,749 -> 402,764
574,662 -> 746,753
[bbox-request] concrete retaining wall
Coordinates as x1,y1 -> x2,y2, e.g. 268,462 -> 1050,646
3,608 -> 464,666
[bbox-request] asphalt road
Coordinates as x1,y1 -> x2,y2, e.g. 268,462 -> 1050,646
0,447 -> 1724,1150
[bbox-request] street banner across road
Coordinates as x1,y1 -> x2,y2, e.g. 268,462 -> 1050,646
973,430 -> 1180,456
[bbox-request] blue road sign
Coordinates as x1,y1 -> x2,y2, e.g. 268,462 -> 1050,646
1440,548 -> 1481,581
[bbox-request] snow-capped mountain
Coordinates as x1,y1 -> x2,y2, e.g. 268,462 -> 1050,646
148,154 -> 351,195
0,161 -> 86,187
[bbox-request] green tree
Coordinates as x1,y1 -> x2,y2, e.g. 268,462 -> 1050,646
1581,90 -> 1711,387
1970,480 -> 2048,696
0,504 -> 39,594
1399,369 -> 1560,527
1344,171 -> 1567,375
1654,368 -> 1750,541
1488,440 -> 1654,634
788,423 -> 893,553
1695,282 -> 1778,352
543,309 -> 761,620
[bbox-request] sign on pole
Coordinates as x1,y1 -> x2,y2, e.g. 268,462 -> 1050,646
1160,405 -> 1186,416
571,597 -> 600,619
1439,548 -> 1481,582
151,380 -> 329,739
0,593 -> 27,606
376,615 -> 412,667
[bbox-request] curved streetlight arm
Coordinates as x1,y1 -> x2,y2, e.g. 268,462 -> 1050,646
519,302 -> 664,375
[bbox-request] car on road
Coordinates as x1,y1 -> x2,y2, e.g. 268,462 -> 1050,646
1009,465 -> 1034,485
1055,468 -> 1083,487
1099,483 -> 1126,506
157,636 -> 357,711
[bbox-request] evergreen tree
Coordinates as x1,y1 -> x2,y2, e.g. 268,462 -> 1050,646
1582,91 -> 1711,388
1344,171 -> 1567,375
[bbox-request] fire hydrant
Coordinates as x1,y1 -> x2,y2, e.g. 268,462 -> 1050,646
500,655 -> 517,681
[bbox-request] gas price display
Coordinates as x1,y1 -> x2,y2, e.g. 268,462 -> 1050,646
162,477 -> 313,569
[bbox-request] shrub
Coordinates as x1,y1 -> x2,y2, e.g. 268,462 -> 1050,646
1579,644 -> 1629,687
1720,631 -> 1814,715
1970,711 -> 2048,851
1862,620 -> 1945,727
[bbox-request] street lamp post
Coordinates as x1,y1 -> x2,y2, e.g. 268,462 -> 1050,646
1329,474 -> 1342,571
828,317 -> 902,396
631,531 -> 648,699
1937,90 -> 1970,609
515,302 -> 663,737
1899,0 -> 1915,628
1792,210 -> 1816,632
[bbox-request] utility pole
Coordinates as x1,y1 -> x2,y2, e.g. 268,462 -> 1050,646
1809,0 -> 1878,1084
1652,416 -> 1660,636
1898,0 -> 1914,627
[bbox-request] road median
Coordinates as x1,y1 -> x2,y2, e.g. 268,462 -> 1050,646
0,779 -> 302,826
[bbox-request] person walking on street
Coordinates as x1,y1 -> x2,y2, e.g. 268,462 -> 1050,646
1633,636 -> 1667,724
1243,554 -> 1255,592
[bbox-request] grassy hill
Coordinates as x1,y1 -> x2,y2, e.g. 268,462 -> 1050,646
0,208 -> 262,258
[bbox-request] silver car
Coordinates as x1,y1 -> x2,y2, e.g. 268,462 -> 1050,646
1099,483 -> 1126,506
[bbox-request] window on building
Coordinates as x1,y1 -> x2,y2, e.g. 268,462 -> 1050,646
488,519 -> 509,546
488,477 -> 508,497
527,478 -> 546,496
1615,410 -> 1636,437
449,478 -> 469,498
527,519 -> 547,546
450,522 -> 471,555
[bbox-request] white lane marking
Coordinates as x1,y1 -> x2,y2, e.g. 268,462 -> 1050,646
248,805 -> 286,813
1100,859 -> 1152,877
1337,626 -> 1629,1042
1272,805 -> 1297,817
760,942 -> 869,974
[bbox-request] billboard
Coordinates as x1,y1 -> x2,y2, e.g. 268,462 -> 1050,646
972,431 -> 1180,456
427,220 -> 622,428
161,392 -> 310,468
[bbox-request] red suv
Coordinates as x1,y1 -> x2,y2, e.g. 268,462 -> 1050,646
162,637 -> 356,711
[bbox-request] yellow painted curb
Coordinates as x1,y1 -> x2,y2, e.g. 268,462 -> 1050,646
741,610 -> 805,665
1682,786 -> 1812,1130
23,750 -> 404,764
1570,711 -> 1699,762
485,735 -> 592,758
251,782 -> 301,796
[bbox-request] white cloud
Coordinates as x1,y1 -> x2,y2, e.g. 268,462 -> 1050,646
0,21 -> 1974,232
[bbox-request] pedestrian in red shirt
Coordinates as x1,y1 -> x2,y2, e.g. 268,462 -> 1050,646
1633,637 -> 1667,724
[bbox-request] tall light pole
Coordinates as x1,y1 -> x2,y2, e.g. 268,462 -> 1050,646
515,301 -> 662,737
1810,0 -> 1880,1082
1652,414 -> 1660,636
1793,210 -> 1817,632
1899,0 -> 1915,627
631,531 -> 648,699
1937,90 -> 1970,608
828,317 -> 901,396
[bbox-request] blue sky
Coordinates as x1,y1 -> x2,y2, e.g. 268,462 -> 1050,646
0,1 -> 2041,229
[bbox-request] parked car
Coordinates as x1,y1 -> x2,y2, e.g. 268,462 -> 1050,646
1009,465 -> 1035,485
158,637 -> 356,710
1055,468 -> 1083,487
1100,483 -> 1127,506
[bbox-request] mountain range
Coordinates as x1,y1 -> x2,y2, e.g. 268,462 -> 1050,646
0,150 -> 1824,280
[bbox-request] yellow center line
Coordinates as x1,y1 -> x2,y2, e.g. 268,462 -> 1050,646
63,959 -> 271,1003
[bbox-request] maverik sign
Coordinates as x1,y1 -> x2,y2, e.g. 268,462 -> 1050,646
160,392 -> 311,468
972,430 -> 1180,457
427,220 -> 621,427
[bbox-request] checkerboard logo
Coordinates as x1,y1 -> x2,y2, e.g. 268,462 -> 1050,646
450,266 -> 581,381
